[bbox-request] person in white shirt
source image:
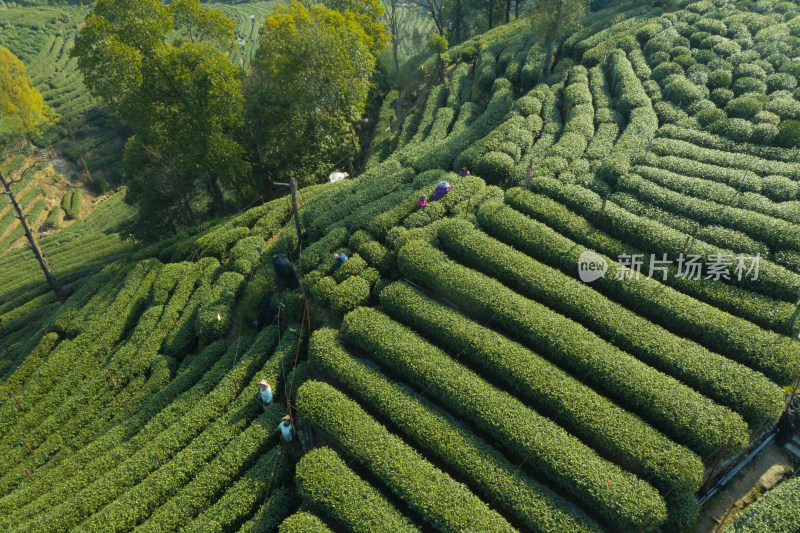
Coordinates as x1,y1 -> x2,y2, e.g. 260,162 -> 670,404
277,415 -> 295,442
257,380 -> 272,411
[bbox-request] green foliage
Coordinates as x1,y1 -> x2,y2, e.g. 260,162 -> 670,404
246,1 -> 379,187
296,447 -> 419,533
398,238 -> 750,457
60,188 -> 82,219
473,205 -> 784,428
298,227 -> 349,273
196,271 -> 245,341
297,380 -> 519,532
775,119 -> 800,148
329,275 -> 369,316
309,327 -> 604,533
475,150 -> 515,184
278,513 -> 333,533
380,281 -> 704,493
73,0 -> 245,225
348,230 -> 392,274
730,475 -> 800,532
505,186 -> 800,376
340,307 -> 667,531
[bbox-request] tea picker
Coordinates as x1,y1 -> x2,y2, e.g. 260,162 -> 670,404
257,380 -> 273,411
332,253 -> 349,273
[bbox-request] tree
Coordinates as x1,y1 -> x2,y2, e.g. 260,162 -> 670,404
415,0 -> 447,36
0,46 -> 65,303
529,0 -> 586,81
72,0 -> 244,227
245,1 -> 381,187
307,0 -> 388,58
429,34 -> 449,84
384,0 -> 412,74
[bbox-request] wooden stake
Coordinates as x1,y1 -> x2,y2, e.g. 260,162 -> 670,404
10,392 -> 23,411
21,439 -> 34,455
42,330 -> 53,349
6,297 -> 15,309
195,251 -> 200,267
98,334 -> 108,355
595,197 -> 607,226
464,195 -> 472,216
156,451 -> 162,466
305,299 -> 312,337
105,370 -> 116,388
232,376 -> 241,397
170,312 -> 178,328
701,433 -> 735,493
636,509 -> 654,533
124,400 -> 132,416
24,469 -> 35,483
781,371 -> 800,419
84,280 -> 94,296
139,256 -> 145,271
681,234 -> 692,255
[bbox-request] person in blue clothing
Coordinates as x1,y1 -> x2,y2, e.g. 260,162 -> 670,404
277,415 -> 295,442
332,253 -> 349,273
257,380 -> 273,411
430,181 -> 451,201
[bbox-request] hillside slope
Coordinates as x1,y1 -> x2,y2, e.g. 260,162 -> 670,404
3,0 -> 800,531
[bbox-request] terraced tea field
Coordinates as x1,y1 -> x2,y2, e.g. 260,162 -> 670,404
3,0 -> 800,531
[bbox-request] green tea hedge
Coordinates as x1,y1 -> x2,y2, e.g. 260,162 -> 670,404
296,380 -> 518,532
397,239 -> 750,457
296,447 -> 419,533
309,327 -> 604,533
340,308 -> 668,532
462,212 -> 783,428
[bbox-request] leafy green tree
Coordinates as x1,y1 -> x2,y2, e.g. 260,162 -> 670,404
430,34 -> 449,83
529,0 -> 586,80
246,1 -> 381,188
0,46 -> 64,303
72,0 -> 243,228
307,0 -> 389,57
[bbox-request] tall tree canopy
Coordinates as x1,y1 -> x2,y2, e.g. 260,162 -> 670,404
530,0 -> 586,79
0,46 -> 57,140
0,46 -> 64,302
246,1 -> 384,187
72,0 -> 244,231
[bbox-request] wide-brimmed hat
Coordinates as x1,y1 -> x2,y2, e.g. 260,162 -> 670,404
440,181 -> 448,187
282,415 -> 291,421
258,380 -> 269,388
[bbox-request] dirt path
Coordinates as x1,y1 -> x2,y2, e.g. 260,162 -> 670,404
692,442 -> 794,532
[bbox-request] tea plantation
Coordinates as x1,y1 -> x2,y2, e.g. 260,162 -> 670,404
3,0 -> 800,531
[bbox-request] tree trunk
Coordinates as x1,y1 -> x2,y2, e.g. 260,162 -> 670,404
438,53 -> 445,84
208,176 -> 227,218
454,0 -> 462,42
541,37 -> 556,82
180,187 -> 196,226
505,0 -> 511,23
515,0 -> 519,18
289,177 -> 302,246
488,0 -> 494,29
0,171 -> 65,304
69,131 -> 93,183
393,37 -> 400,74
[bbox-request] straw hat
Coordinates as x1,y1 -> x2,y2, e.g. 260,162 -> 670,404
282,415 -> 291,421
258,380 -> 269,389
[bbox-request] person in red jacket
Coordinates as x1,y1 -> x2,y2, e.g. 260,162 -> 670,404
416,194 -> 428,210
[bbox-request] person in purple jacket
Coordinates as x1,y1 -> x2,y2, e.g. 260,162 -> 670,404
430,181 -> 451,201
416,194 -> 428,210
